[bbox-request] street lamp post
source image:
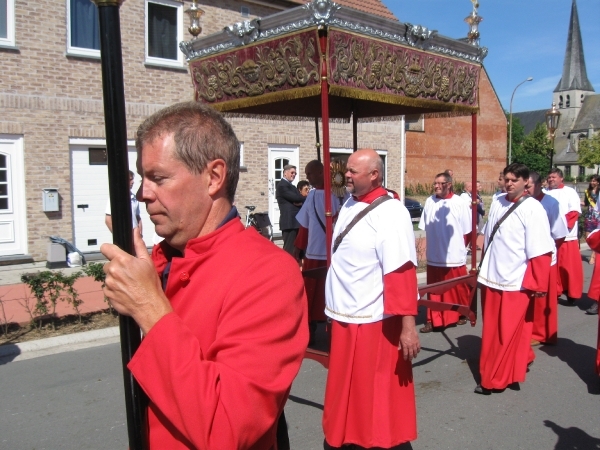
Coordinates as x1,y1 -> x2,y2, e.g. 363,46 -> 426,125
508,77 -> 533,164
546,102 -> 561,172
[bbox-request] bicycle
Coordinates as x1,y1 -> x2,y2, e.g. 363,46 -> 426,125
244,206 -> 273,241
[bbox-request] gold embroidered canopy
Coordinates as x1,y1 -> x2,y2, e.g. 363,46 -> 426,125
181,0 -> 487,121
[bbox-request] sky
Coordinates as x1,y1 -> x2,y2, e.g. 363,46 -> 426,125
381,0 -> 600,113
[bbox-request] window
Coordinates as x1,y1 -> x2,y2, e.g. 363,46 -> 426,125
559,95 -> 563,109
579,166 -> 586,177
239,142 -> 245,167
405,114 -> 424,132
67,0 -> 100,57
565,165 -> 571,178
146,0 -> 184,67
566,95 -> 570,108
0,0 -> 15,47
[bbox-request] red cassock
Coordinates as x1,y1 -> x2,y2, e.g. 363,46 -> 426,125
555,210 -> 583,299
128,219 -> 308,449
479,254 -> 551,390
426,265 -> 470,327
585,231 -> 600,376
531,263 -> 558,344
323,262 -> 418,448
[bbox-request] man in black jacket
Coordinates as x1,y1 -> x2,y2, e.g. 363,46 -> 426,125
276,164 -> 306,257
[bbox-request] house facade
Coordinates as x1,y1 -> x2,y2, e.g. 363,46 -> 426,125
0,0 -> 506,262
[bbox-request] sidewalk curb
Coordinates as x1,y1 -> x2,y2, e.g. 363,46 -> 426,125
0,326 -> 119,358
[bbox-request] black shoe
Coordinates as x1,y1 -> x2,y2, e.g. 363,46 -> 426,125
586,303 -> 599,315
566,297 -> 577,306
474,384 -> 491,395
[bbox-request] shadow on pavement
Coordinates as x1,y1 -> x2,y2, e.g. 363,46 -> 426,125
0,344 -> 21,365
287,394 -> 323,411
539,338 -> 600,395
413,331 -> 481,384
543,419 -> 600,450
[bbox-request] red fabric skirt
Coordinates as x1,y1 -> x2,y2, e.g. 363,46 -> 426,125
587,258 -> 600,302
532,263 -> 558,344
557,240 -> 583,299
302,258 -> 327,321
479,287 -> 534,390
426,265 -> 470,327
323,318 -> 417,448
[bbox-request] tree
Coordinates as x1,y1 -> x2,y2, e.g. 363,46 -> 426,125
577,132 -> 600,172
506,113 -> 526,160
512,122 -> 552,176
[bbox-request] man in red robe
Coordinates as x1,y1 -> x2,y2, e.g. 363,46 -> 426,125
476,163 -> 553,395
323,149 -> 420,449
546,168 -> 583,304
418,172 -> 471,331
101,102 -> 308,449
585,230 -> 600,375
294,160 -> 339,344
526,171 -> 568,345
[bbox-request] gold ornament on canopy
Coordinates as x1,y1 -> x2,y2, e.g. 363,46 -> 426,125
330,159 -> 347,198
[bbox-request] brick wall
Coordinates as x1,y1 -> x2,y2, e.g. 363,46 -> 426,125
405,69 -> 507,193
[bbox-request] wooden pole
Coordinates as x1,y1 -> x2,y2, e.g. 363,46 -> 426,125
319,29 -> 332,265
92,1 -> 148,448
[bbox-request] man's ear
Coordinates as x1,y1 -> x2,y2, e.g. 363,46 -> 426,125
207,159 -> 227,197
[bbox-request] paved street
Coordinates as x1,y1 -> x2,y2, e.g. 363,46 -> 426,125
1,250 -> 599,450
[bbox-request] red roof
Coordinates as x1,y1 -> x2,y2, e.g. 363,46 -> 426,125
288,0 -> 397,21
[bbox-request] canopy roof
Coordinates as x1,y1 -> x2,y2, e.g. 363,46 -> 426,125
180,0 -> 488,121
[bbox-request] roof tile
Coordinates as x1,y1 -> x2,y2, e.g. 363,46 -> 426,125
288,0 -> 397,21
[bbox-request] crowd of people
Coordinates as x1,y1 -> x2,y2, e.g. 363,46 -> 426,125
101,102 -> 599,450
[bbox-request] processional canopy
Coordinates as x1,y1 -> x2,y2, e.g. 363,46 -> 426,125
180,0 -> 488,121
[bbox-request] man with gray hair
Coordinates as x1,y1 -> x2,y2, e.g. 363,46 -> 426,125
276,164 -> 306,257
101,102 -> 307,449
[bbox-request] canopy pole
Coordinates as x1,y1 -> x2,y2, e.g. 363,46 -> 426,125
352,103 -> 358,152
319,29 -> 332,265
92,1 -> 148,448
470,112 -> 478,271
315,117 -> 321,162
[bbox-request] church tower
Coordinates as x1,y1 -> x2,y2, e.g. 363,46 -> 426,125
553,0 -> 595,130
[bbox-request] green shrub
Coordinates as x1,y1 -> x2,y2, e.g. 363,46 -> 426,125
21,270 -> 83,329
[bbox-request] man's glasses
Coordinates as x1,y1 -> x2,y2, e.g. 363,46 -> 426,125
433,182 -> 448,186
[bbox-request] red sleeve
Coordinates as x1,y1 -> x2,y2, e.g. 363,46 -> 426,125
129,255 -> 308,449
565,211 -> 579,229
587,231 -> 600,253
294,225 -> 308,250
464,234 -> 470,247
383,261 -> 418,316
522,253 -> 552,292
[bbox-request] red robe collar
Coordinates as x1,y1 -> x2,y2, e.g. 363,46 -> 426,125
555,184 -> 565,189
436,192 -> 454,200
535,193 -> 545,202
353,186 -> 388,204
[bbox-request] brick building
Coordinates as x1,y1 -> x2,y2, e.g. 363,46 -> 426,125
0,0 -> 505,262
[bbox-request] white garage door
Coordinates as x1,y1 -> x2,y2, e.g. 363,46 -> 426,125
71,139 -> 155,253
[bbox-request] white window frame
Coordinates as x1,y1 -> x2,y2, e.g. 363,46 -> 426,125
66,0 -> 100,58
145,0 -> 184,68
239,142 -> 244,167
0,0 -> 16,48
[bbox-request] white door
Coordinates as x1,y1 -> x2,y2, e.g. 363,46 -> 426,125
268,145 -> 299,235
71,140 -> 155,253
0,136 -> 27,256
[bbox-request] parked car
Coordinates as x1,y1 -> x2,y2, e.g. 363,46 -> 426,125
404,197 -> 423,220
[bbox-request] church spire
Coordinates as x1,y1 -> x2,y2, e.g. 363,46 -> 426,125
554,0 -> 594,93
